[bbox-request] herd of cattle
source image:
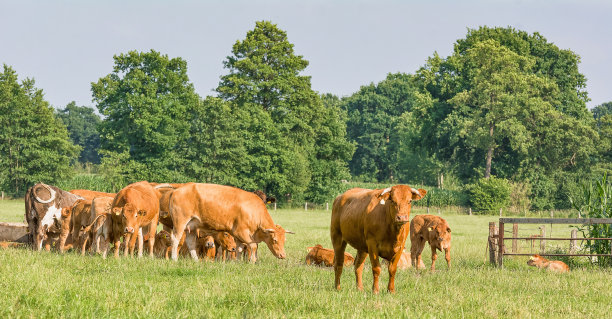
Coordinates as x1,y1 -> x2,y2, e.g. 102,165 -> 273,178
21,181 -> 564,294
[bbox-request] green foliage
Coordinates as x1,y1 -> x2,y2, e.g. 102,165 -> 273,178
56,102 -> 102,164
0,65 -> 79,196
469,176 -> 511,213
569,174 -> 612,266
92,50 -> 199,182
215,21 -> 352,202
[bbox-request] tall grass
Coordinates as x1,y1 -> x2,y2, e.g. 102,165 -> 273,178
570,173 -> 612,266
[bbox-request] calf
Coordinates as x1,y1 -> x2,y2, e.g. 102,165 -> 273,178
410,214 -> 451,271
331,185 -> 426,293
306,244 -> 354,267
527,255 -> 570,273
213,231 -> 237,261
80,196 -> 116,258
143,230 -> 174,259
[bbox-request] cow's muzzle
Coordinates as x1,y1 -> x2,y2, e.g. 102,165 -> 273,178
205,242 -> 214,248
395,215 -> 410,224
125,227 -> 134,234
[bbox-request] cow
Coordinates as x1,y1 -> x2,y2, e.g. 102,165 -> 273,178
213,231 -> 237,261
330,185 -> 426,293
110,181 -> 161,257
527,255 -> 570,273
143,230 -> 174,259
253,190 -> 276,204
24,183 -> 83,251
200,235 -> 216,261
391,251 -> 425,270
65,199 -> 93,253
168,183 -> 293,262
79,196 -> 115,257
410,214 -> 451,271
56,189 -> 115,253
306,244 -> 354,267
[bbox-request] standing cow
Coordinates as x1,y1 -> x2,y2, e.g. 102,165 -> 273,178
168,183 -> 292,262
409,214 -> 451,271
330,185 -> 426,293
24,183 -> 83,251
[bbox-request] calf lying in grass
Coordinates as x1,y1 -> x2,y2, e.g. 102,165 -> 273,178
306,244 -> 354,267
527,255 -> 570,273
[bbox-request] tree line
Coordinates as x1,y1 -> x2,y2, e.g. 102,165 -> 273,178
1,23 -> 610,209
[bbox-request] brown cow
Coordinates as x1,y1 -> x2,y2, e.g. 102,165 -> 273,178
331,185 -> 426,293
306,244 -> 354,267
110,181 -> 161,257
391,251 -> 425,270
24,183 -> 83,251
142,230 -> 174,259
410,214 -> 451,271
200,235 -> 216,261
79,196 -> 115,257
213,231 -> 237,261
169,183 -> 293,262
527,255 -> 570,273
65,199 -> 93,253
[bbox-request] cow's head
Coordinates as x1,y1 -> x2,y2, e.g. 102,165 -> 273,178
217,232 -> 237,252
118,203 -> 146,234
527,255 -> 546,268
259,224 -> 294,259
200,235 -> 215,250
26,183 -> 83,250
377,185 -> 427,225
427,222 -> 452,250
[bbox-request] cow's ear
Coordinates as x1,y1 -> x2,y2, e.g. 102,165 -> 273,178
447,227 -> 451,233
377,188 -> 392,204
263,228 -> 276,233
411,188 -> 427,201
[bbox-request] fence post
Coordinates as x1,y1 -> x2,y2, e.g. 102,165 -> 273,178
326,203 -> 329,211
540,225 -> 546,254
1,191 -> 3,200
468,207 -> 472,216
499,208 -> 502,217
570,229 -> 577,254
427,207 -> 430,214
497,221 -> 505,267
274,202 -> 276,211
550,210 -> 554,218
488,222 -> 497,266
305,202 -> 307,211
437,208 -> 440,215
512,223 -> 518,253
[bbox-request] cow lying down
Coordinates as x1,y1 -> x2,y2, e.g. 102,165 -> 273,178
306,244 -> 354,267
527,255 -> 570,273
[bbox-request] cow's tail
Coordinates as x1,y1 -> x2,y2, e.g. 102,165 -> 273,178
81,214 -> 106,234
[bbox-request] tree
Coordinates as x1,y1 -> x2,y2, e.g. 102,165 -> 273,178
91,50 -> 200,182
216,21 -> 352,202
56,102 -> 102,164
0,65 -> 79,195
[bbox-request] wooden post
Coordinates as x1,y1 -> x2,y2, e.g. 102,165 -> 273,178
512,223 -> 518,253
540,225 -> 546,254
427,207 -> 430,214
305,202 -> 307,211
570,229 -> 577,254
326,203 -> 329,211
499,208 -> 502,217
468,207 -> 472,216
550,210 -> 554,218
1,191 -> 3,200
497,221 -> 505,267
274,202 -> 276,211
488,222 -> 497,266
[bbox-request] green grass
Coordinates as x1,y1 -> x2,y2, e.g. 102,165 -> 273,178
0,199 -> 25,223
1,202 -> 610,318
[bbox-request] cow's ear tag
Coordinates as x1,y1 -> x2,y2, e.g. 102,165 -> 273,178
380,199 -> 385,205
428,227 -> 432,232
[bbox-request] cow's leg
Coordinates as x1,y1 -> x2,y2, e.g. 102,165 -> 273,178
170,224 -> 187,261
58,211 -> 72,253
353,250 -> 368,291
444,247 -> 451,270
367,242 -> 382,294
137,227 -> 144,258
185,231 -> 198,261
331,234 -> 347,291
146,225 -> 156,258
412,239 -> 426,270
387,250 -> 403,293
430,246 -> 438,271
246,243 -> 258,262
114,238 -> 121,258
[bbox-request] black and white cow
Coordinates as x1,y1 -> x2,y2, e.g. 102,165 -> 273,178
24,183 -> 83,251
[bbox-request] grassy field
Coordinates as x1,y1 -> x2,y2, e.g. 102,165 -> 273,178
0,200 -> 610,318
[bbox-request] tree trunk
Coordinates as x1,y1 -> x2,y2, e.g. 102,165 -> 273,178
484,124 -> 494,179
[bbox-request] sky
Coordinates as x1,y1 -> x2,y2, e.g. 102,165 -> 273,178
1,0 -> 610,110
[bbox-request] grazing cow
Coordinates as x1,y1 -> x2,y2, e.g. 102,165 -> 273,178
110,181 -> 161,257
24,183 -> 83,251
306,244 -> 354,267
331,185 -> 426,293
64,199 -> 93,253
410,214 -> 451,271
527,255 -> 570,273
169,183 -> 293,262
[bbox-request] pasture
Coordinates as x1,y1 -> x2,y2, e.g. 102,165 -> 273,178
0,200 -> 610,318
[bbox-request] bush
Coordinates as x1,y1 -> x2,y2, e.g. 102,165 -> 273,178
469,176 -> 511,214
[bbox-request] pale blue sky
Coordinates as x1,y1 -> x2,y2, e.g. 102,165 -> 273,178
1,0 -> 610,109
